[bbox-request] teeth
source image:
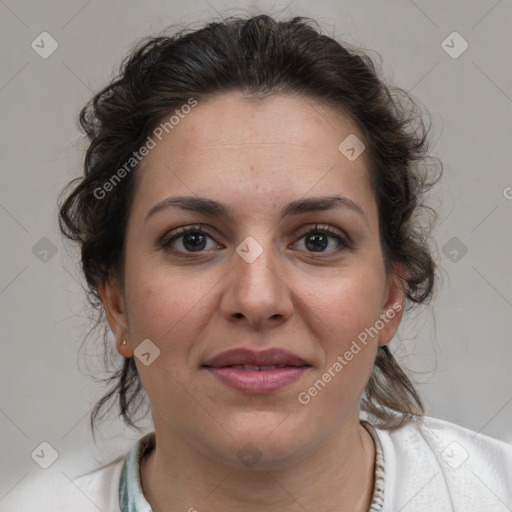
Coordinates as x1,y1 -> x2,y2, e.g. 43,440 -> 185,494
229,364 -> 287,371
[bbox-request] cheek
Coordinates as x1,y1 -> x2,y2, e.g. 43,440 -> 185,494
124,270 -> 208,413
303,268 -> 386,349
296,268 -> 385,405
124,260 -> 216,359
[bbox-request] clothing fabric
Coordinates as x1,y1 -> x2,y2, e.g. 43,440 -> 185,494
4,415 -> 512,511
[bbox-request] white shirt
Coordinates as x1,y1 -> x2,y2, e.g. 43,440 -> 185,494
3,415 -> 511,511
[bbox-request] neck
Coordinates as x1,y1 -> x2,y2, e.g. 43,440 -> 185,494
140,416 -> 376,512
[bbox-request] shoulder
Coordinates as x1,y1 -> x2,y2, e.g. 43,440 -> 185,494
2,456 -> 125,512
372,415 -> 512,512
385,415 -> 512,470
74,455 -> 125,508
382,414 -> 512,457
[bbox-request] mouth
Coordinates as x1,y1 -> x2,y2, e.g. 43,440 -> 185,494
202,348 -> 310,368
218,364 -> 296,371
204,365 -> 310,394
202,348 -> 311,393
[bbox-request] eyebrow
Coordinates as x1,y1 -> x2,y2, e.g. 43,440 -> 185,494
144,195 -> 369,227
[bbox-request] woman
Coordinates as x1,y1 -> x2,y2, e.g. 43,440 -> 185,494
14,13 -> 512,512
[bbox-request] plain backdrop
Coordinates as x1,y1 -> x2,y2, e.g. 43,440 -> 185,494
1,0 -> 511,503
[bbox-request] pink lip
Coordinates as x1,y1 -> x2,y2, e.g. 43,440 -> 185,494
202,348 -> 311,394
206,366 -> 309,393
203,348 -> 309,368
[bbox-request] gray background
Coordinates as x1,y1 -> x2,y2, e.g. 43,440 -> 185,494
1,0 -> 511,505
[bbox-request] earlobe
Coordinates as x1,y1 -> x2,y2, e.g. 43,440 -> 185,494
98,276 -> 132,357
378,263 -> 407,346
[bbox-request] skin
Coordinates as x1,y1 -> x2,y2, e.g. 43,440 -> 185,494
100,91 -> 406,512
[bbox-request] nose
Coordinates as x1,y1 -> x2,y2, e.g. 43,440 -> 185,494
220,237 -> 294,330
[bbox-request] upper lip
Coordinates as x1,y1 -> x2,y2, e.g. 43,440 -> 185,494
203,348 -> 310,368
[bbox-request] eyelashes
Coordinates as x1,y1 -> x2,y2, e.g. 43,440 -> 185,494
160,225 -> 220,255
159,223 -> 352,258
292,224 -> 352,253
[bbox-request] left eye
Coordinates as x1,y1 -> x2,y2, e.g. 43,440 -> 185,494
293,225 -> 350,253
161,224 -> 350,256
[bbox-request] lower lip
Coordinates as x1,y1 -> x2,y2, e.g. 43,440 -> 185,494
205,366 -> 310,394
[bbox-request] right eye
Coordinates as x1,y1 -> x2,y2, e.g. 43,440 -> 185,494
160,225 -> 224,256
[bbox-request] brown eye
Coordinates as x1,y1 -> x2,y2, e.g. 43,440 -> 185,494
177,231 -> 209,252
161,225 -> 222,255
294,224 -> 351,254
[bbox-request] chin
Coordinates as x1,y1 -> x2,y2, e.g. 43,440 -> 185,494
206,422 -> 313,471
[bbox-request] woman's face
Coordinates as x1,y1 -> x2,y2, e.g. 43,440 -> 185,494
101,92 -> 404,469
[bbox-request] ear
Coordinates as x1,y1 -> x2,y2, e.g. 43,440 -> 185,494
98,275 -> 133,358
378,262 -> 407,347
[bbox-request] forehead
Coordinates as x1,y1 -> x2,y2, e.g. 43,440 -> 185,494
133,92 -> 374,219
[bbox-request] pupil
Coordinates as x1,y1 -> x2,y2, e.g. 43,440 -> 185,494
181,232 -> 329,252
183,233 -> 206,251
306,233 -> 328,252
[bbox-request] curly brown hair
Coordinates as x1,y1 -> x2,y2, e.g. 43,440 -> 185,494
58,14 -> 441,436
